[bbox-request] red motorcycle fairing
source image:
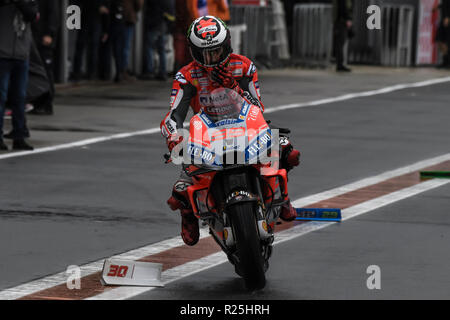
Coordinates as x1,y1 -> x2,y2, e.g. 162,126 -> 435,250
183,88 -> 290,225
169,88 -> 293,290
186,164 -> 289,234
186,104 -> 271,166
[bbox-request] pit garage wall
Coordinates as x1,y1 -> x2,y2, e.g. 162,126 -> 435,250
348,0 -> 440,66
54,0 -> 441,83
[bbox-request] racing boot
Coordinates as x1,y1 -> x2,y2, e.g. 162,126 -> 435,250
180,208 -> 200,246
279,201 -> 297,222
168,196 -> 200,246
167,180 -> 199,246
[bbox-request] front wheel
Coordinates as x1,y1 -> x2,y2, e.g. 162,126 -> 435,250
229,202 -> 266,291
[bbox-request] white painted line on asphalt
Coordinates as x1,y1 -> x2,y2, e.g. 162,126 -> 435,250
87,178 -> 450,300
340,179 -> 449,221
291,152 -> 450,208
264,76 -> 450,114
0,128 -> 161,161
1,153 -> 449,300
0,228 -> 211,301
1,76 -> 450,161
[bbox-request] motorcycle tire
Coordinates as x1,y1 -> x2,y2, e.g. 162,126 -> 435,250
229,201 -> 266,291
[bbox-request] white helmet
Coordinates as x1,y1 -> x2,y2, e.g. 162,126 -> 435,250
187,16 -> 232,68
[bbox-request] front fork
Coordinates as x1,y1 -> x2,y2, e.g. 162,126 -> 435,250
187,168 -> 288,257
259,168 -> 290,227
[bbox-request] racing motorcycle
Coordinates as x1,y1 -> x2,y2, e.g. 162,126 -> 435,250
166,89 -> 291,290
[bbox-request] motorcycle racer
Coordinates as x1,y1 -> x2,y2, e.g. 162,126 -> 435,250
161,16 -> 300,246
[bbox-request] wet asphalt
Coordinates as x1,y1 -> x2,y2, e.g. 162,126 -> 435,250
0,67 -> 449,299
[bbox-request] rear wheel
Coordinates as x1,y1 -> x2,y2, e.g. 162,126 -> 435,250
229,202 -> 266,291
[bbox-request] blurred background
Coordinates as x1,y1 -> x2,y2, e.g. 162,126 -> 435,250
42,0 -> 450,84
1,0 -> 449,122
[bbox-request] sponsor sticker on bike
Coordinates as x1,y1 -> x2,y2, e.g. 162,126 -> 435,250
226,190 -> 253,204
187,144 -> 216,164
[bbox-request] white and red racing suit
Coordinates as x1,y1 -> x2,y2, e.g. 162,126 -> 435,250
161,53 -> 263,140
161,54 -> 300,238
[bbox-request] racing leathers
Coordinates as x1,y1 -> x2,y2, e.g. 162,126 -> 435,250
161,53 -> 264,140
161,53 -> 300,246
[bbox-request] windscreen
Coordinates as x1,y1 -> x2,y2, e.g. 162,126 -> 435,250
201,88 -> 244,122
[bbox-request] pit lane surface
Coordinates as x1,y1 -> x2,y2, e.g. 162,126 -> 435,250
0,68 -> 449,299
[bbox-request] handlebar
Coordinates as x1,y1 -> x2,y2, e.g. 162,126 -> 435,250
163,153 -> 171,163
163,148 -> 184,164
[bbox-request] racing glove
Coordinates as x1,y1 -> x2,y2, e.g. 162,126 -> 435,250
210,65 -> 244,96
280,139 -> 301,172
167,134 -> 183,153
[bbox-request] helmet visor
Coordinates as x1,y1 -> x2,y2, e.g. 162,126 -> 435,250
202,47 -> 224,66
